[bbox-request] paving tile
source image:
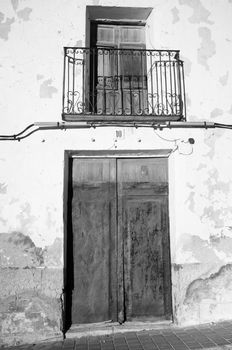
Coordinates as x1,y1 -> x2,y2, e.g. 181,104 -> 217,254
187,345 -> 203,349
63,339 -> 75,349
114,338 -> 127,343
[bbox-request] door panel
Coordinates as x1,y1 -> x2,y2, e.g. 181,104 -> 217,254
71,158 -> 117,324
70,157 -> 172,324
117,158 -> 171,321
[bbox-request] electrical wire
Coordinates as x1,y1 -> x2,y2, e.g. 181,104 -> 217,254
153,129 -> 181,143
0,124 -> 35,138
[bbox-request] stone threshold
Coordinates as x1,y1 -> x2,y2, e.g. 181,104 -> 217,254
65,319 -> 173,339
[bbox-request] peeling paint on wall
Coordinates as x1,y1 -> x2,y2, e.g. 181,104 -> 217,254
17,8 -> 32,22
17,202 -> 37,234
184,264 -> 232,311
199,167 -> 232,229
0,292 -> 60,336
219,71 -> 229,86
181,56 -> 192,76
179,0 -> 213,24
204,168 -> 230,195
43,238 -> 62,268
11,0 -> 19,12
204,129 -> 225,159
201,206 -> 225,229
182,235 -> 221,263
185,191 -> 195,212
39,79 -> 58,99
0,269 -> 62,345
0,232 -> 63,344
0,12 -> 15,41
76,39 -> 83,46
186,94 -> 191,107
36,74 -> 43,81
198,27 -> 216,70
0,183 -> 7,194
0,232 -> 62,269
182,234 -> 232,264
0,232 -> 43,268
92,0 -> 100,5
197,163 -> 207,171
210,108 -> 223,119
171,7 -> 180,24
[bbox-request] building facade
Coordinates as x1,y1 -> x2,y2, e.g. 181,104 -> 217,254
1,0 -> 232,345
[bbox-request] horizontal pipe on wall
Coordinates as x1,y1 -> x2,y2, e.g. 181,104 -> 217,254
0,121 -> 232,141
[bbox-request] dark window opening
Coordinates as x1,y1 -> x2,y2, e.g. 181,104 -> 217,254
90,23 -> 147,115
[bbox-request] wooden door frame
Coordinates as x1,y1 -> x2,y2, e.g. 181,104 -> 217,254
63,149 -> 173,333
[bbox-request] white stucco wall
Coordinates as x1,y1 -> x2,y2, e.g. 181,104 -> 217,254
1,0 -> 232,345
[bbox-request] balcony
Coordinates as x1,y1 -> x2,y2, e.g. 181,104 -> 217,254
62,47 -> 186,123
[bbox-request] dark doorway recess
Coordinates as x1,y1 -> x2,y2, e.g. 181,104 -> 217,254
63,151 -> 172,331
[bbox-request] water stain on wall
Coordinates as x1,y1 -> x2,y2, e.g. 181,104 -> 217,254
179,0 -> 213,24
17,8 -> 32,22
210,108 -> 223,119
198,27 -> 216,70
0,12 -> 15,41
219,71 -> 229,86
39,79 -> 58,99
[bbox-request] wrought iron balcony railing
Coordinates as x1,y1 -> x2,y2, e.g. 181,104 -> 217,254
62,47 -> 186,122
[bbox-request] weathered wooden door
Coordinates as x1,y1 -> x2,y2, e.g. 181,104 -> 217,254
71,159 -> 117,323
117,158 -> 172,321
71,157 -> 172,325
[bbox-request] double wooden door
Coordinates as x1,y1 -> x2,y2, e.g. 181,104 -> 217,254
71,157 -> 172,324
